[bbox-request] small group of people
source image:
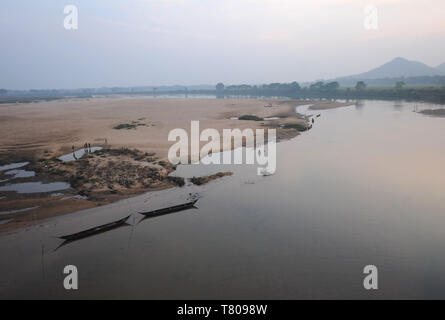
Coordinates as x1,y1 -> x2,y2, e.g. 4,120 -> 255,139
69,138 -> 108,161
70,142 -> 93,161
83,142 -> 92,152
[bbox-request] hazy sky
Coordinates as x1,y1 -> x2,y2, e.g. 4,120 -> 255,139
1,0 -> 444,90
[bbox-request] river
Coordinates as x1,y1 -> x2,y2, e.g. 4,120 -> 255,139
1,100 -> 445,299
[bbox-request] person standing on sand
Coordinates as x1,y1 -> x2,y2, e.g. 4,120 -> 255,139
72,145 -> 78,160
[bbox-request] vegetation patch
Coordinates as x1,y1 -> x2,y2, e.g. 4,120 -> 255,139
166,176 -> 185,187
420,109 -> 445,117
282,123 -> 308,131
238,115 -> 264,121
113,119 -> 147,130
190,172 -> 233,185
114,123 -> 136,130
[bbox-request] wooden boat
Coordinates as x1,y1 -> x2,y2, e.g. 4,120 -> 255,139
138,199 -> 198,218
58,215 -> 131,241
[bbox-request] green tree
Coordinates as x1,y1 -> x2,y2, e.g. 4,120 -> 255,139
310,81 -> 324,91
325,81 -> 340,91
290,81 -> 301,91
395,81 -> 406,90
355,81 -> 367,91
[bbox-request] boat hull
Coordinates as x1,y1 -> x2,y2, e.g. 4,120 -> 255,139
138,200 -> 198,218
59,215 -> 131,241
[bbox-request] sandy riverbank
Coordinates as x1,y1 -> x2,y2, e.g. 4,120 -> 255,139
0,97 -> 353,232
0,97 -> 312,160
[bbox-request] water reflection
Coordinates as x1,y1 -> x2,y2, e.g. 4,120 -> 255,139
2,100 -> 445,299
393,100 -> 403,109
355,100 -> 365,109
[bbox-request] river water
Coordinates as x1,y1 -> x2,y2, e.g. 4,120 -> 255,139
1,100 -> 445,299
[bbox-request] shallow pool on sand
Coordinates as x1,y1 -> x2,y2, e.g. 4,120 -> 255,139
0,182 -> 70,194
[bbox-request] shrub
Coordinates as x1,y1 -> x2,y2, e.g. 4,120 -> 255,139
283,123 -> 307,131
166,176 -> 185,187
113,123 -> 137,130
238,115 -> 264,121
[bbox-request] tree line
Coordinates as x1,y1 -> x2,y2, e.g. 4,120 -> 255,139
214,81 -> 445,104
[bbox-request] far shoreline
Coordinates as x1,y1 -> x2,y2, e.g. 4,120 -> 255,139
419,108 -> 445,117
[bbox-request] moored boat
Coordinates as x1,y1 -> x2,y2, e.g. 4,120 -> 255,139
138,199 -> 198,218
58,215 -> 131,241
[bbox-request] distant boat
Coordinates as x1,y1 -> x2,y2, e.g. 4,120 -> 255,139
57,215 -> 130,241
138,199 -> 198,218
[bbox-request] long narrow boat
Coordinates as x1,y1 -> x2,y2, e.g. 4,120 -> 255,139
58,215 -> 131,241
138,199 -> 198,218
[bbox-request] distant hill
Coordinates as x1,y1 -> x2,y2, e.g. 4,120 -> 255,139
436,63 -> 445,73
339,57 -> 444,80
332,57 -> 445,86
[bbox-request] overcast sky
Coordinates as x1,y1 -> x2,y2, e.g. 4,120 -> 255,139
1,0 -> 444,90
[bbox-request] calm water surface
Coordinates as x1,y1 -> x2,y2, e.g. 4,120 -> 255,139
1,100 -> 445,299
